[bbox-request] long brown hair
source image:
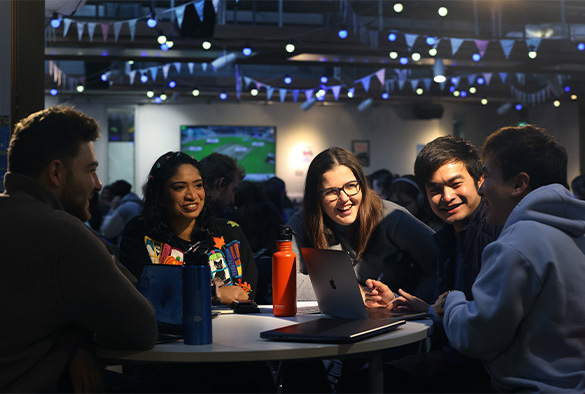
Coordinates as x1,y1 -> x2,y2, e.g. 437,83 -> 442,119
302,147 -> 383,259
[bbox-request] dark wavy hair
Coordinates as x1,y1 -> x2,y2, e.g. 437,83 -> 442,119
302,147 -> 383,260
482,124 -> 568,189
414,135 -> 483,191
9,106 -> 99,178
142,151 -> 215,243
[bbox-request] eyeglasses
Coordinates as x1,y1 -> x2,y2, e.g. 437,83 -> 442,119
319,180 -> 361,203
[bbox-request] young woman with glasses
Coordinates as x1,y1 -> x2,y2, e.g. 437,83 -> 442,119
288,147 -> 438,305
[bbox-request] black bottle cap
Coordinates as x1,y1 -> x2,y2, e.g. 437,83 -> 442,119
183,249 -> 209,266
276,225 -> 293,242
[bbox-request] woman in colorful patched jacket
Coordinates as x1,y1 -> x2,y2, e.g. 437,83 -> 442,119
119,151 -> 257,304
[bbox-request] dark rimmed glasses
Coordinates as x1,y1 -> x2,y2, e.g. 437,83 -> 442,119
319,180 -> 361,203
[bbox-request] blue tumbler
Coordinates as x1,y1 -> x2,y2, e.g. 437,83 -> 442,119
182,251 -> 212,345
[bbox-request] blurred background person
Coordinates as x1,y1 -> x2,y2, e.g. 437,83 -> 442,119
100,179 -> 142,245
389,175 -> 444,231
367,168 -> 394,200
260,176 -> 296,222
200,153 -> 245,218
571,173 -> 585,200
234,180 -> 285,305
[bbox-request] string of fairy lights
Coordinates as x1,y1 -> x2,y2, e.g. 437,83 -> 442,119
46,1 -> 583,112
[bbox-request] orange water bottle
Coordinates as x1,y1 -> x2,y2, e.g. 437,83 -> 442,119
272,225 -> 297,317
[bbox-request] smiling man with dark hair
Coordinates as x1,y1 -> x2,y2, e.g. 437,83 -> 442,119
0,106 -> 157,392
435,125 -> 585,392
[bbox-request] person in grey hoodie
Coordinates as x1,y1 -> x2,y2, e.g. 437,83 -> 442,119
100,179 -> 142,244
393,125 -> 585,393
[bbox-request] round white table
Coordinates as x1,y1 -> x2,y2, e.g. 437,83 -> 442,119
97,311 -> 431,392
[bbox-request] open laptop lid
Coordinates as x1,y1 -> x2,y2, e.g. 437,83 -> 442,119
301,247 -> 369,319
301,247 -> 430,320
137,264 -> 184,334
260,317 -> 405,343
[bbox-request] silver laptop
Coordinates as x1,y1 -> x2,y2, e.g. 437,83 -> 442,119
301,247 -> 430,320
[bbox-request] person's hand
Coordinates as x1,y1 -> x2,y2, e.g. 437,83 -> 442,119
216,285 -> 249,305
388,288 -> 430,313
432,291 -> 451,319
68,346 -> 104,393
362,279 -> 395,308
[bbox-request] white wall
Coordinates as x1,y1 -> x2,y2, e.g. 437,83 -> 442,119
45,98 -> 581,199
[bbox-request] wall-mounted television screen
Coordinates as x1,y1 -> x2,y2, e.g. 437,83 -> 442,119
180,125 -> 276,182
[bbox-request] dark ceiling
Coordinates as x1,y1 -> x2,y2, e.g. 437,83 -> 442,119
44,0 -> 585,108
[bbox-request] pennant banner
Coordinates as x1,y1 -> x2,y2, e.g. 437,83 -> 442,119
331,85 -> 341,101
405,34 -> 418,49
450,38 -> 465,55
87,23 -> 96,43
101,24 -> 109,42
474,40 -> 489,57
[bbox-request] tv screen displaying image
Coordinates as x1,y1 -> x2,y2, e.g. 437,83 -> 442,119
180,125 -> 276,182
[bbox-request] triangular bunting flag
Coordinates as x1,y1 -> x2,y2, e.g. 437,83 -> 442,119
292,90 -> 300,102
87,23 -> 96,43
114,22 -> 123,43
76,22 -> 85,41
500,39 -> 515,59
129,70 -> 137,85
279,89 -> 287,102
467,74 -> 476,85
332,85 -> 341,101
212,0 -> 220,14
188,63 -> 195,74
405,34 -> 418,49
525,38 -> 542,51
194,0 -> 205,21
202,63 -> 208,72
266,87 -> 274,101
244,77 -> 252,88
361,75 -> 371,92
305,89 -> 314,100
398,79 -> 405,90
63,19 -> 72,37
348,87 -> 355,97
410,80 -> 418,90
150,66 -> 158,81
483,73 -> 493,86
499,72 -> 507,84
423,78 -> 431,91
450,38 -> 464,56
375,69 -> 385,86
516,73 -> 525,84
175,5 -> 187,29
128,19 -> 137,42
162,64 -> 171,79
474,40 -> 489,57
101,24 -> 109,43
451,76 -> 460,88
174,62 -> 181,74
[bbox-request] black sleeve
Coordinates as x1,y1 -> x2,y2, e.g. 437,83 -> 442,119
119,217 -> 151,280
